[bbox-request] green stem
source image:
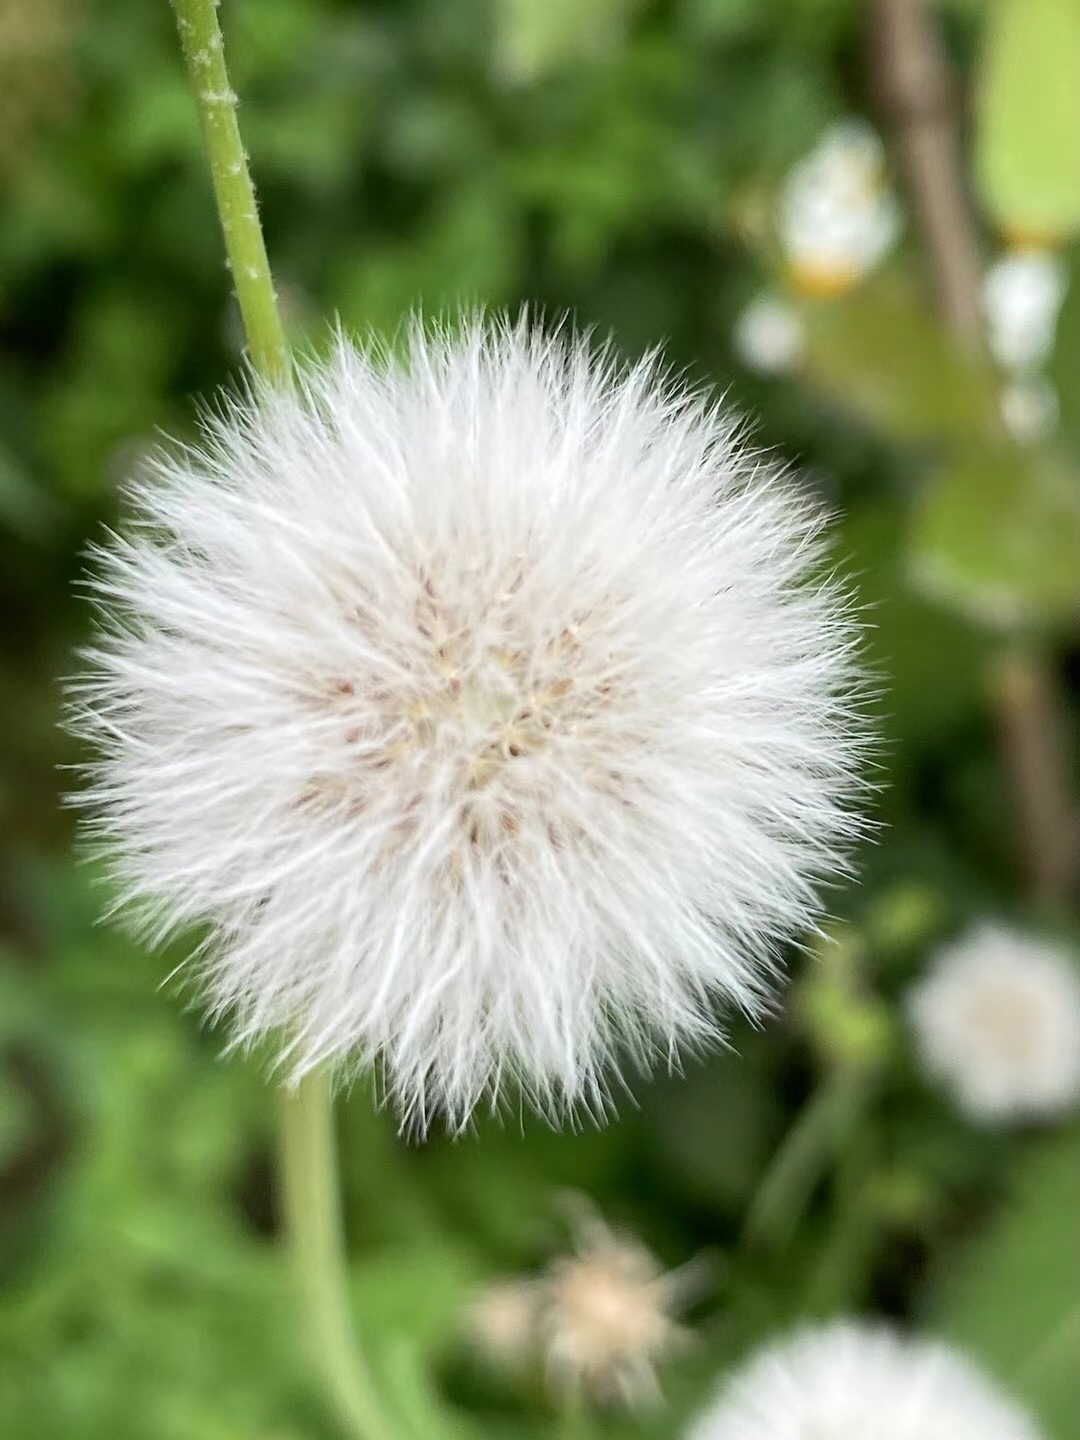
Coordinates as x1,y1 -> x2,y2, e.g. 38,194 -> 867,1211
168,11 -> 393,1437
171,0 -> 289,382
800,1134 -> 881,1315
281,1072 -> 397,1440
740,1065 -> 868,1255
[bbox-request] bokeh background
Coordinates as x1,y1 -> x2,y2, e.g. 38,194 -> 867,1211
1,1 -> 1078,1437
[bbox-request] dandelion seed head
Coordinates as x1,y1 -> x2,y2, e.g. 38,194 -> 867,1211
907,923 -> 1080,1124
686,1322 -> 1043,1440
70,317 -> 867,1129
466,1277 -> 542,1372
538,1201 -> 699,1407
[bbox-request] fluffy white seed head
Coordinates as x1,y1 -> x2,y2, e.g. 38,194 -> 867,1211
906,923 -> 1080,1124
686,1322 -> 1043,1440
70,318 -> 866,1129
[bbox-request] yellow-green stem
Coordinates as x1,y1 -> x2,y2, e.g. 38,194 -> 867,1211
171,0 -> 289,382
281,1071 -> 397,1440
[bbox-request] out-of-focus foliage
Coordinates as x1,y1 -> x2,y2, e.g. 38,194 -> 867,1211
975,0 -> 1080,243
1,1 -> 1078,1438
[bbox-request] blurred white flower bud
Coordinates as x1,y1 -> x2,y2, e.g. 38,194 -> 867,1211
982,250 -> 1068,374
999,376 -> 1060,445
733,294 -> 805,376
907,923 -> 1080,1124
779,120 -> 902,297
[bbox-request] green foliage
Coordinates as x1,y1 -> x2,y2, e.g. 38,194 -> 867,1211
930,1126 -> 1080,1439
801,277 -> 1000,444
909,448 -> 1080,631
975,0 -> 1080,241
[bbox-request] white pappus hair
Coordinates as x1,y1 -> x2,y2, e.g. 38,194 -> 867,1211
686,1321 -> 1043,1440
69,317 -> 867,1129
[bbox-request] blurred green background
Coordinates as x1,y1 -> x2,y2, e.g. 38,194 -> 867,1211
1,1 -> 1078,1437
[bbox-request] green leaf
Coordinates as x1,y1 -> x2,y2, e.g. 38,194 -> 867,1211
0,438 -> 59,542
908,448 -> 1080,631
929,1126 -> 1080,1439
493,0 -> 635,82
800,277 -> 1000,444
839,504 -> 992,750
975,0 -> 1080,241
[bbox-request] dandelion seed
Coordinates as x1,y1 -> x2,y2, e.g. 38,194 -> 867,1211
686,1321 -> 1043,1440
538,1199 -> 703,1407
70,317 -> 867,1129
906,923 -> 1080,1124
466,1278 -> 542,1372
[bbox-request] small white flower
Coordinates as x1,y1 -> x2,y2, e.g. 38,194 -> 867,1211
999,376 -> 1059,445
687,1321 -> 1043,1440
907,923 -> 1080,1123
983,250 -> 1068,374
70,318 -> 865,1129
733,294 -> 805,376
779,120 -> 901,296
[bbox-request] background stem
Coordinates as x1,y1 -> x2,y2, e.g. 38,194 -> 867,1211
280,1072 -> 397,1440
171,0 -> 289,382
871,0 -> 1080,906
870,0 -> 983,351
992,648 -> 1080,904
740,1064 -> 869,1254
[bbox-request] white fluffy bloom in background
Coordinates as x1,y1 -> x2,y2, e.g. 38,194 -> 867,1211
71,318 -> 865,1129
906,923 -> 1080,1124
732,294 -> 805,377
982,250 -> 1068,375
779,119 -> 901,297
687,1321 -> 1043,1440
464,1197 -> 704,1403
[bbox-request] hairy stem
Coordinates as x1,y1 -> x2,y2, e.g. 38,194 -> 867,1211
280,1072 -> 397,1440
168,7 -> 395,1436
171,0 -> 289,382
